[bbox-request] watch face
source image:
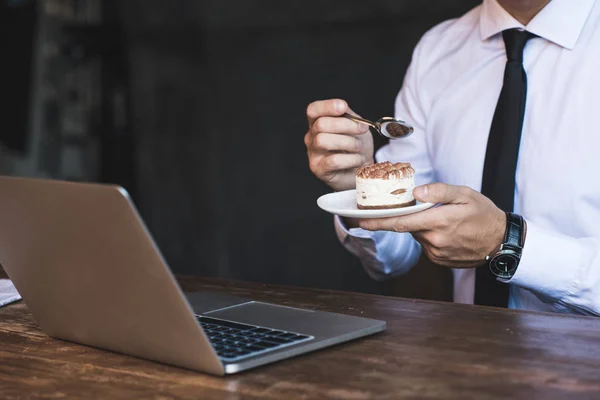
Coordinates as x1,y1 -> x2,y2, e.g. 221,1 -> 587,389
490,252 -> 520,279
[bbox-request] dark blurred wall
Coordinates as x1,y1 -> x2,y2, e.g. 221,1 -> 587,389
0,0 -> 37,153
113,0 -> 480,295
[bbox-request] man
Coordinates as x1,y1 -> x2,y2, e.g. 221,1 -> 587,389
304,0 -> 600,315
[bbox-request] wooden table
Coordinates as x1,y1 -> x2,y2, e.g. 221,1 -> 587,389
1,274 -> 600,399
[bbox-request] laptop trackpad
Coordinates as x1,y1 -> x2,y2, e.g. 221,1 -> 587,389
205,302 -> 314,333
185,291 -> 253,314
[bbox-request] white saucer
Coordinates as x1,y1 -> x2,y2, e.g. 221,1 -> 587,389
317,189 -> 435,219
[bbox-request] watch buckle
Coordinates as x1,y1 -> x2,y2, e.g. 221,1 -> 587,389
499,243 -> 522,252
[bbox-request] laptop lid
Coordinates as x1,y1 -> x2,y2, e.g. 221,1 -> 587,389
0,176 -> 224,374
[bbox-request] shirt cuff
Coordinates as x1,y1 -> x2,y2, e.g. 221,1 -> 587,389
508,219 -> 584,302
334,215 -> 377,240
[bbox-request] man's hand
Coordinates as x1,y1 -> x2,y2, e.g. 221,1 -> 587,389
305,99 -> 374,191
359,183 -> 507,268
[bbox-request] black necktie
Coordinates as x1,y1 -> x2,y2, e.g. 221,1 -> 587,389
475,29 -> 534,307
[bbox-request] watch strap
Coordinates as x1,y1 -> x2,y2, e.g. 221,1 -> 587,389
504,212 -> 524,249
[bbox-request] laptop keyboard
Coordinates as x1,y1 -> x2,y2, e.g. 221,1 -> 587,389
197,316 -> 313,362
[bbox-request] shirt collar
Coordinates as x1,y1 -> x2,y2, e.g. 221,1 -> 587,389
480,0 -> 595,50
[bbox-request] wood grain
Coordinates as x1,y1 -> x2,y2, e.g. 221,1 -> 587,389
1,274 -> 600,399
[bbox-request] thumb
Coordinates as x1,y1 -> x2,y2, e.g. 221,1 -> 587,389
413,183 -> 467,204
344,106 -> 370,134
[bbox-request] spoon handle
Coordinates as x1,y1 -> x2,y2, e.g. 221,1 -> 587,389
341,113 -> 378,130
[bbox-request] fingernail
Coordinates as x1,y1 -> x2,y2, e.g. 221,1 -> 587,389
335,100 -> 345,113
414,185 -> 427,199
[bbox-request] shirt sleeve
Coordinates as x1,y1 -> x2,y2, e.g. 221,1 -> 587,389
509,219 -> 600,316
334,38 -> 435,281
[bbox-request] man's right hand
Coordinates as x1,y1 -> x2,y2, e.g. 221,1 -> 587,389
304,99 -> 374,191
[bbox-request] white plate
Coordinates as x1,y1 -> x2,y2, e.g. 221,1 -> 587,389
317,189 -> 435,219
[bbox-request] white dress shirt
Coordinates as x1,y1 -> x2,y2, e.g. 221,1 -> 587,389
336,0 -> 600,315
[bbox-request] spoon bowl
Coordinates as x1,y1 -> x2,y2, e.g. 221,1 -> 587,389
342,113 -> 414,139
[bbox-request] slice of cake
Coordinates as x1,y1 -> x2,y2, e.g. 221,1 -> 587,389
355,161 -> 416,209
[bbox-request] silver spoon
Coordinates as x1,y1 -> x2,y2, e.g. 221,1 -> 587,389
342,113 -> 414,139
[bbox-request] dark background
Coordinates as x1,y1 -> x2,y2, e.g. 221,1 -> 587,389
1,0 -> 479,299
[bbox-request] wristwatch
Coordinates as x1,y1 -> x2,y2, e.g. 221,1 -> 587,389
486,212 -> 525,280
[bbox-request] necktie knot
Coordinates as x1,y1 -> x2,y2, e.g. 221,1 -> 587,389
502,29 -> 534,62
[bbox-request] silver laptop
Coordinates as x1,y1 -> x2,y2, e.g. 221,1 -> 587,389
0,176 -> 385,375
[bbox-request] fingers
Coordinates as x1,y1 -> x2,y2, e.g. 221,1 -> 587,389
359,214 -> 430,233
305,98 -> 374,191
324,153 -> 366,170
310,133 -> 362,153
305,99 -> 369,156
311,116 -> 369,136
413,183 -> 472,205
307,99 -> 348,127
359,207 -> 447,232
309,153 -> 366,176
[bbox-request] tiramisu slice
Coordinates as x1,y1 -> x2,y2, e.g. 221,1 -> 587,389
355,161 -> 416,209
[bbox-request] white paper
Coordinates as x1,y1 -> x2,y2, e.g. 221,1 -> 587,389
0,279 -> 21,307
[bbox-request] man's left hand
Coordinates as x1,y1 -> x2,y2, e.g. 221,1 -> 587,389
359,183 -> 506,268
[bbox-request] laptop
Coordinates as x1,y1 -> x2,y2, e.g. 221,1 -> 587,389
0,176 -> 385,375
